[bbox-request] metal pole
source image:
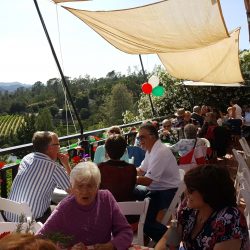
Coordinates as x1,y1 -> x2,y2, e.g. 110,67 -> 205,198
33,0 -> 84,136
139,55 -> 156,117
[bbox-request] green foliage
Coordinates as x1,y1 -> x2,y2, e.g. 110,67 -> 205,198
0,50 -> 249,148
35,108 -> 54,131
240,49 -> 250,85
16,114 -> 36,144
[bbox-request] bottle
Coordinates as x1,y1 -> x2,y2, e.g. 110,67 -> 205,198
165,219 -> 181,250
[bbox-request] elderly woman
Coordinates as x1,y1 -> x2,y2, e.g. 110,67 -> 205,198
37,162 -> 133,250
155,164 -> 249,250
94,126 -> 129,164
170,124 -> 208,157
158,119 -> 178,144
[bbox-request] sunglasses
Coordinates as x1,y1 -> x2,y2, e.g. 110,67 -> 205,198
136,134 -> 152,141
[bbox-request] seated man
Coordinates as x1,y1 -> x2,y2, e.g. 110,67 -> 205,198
4,131 -> 71,223
134,123 -> 180,242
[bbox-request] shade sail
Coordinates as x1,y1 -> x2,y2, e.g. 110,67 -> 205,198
182,81 -> 244,87
158,29 -> 243,83
53,0 -> 88,3
63,0 -> 229,54
245,0 -> 250,41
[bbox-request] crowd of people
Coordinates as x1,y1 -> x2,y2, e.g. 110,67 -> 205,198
1,99 -> 250,249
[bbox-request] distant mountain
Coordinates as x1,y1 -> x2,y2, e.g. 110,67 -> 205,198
0,82 -> 32,92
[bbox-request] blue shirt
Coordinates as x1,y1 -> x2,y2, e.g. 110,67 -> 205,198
5,152 -> 70,222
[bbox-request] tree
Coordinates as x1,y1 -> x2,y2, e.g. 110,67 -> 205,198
35,108 -> 54,131
75,94 -> 89,111
240,49 -> 250,85
9,101 -> 26,114
108,83 -> 133,124
16,114 -> 36,144
80,108 -> 90,119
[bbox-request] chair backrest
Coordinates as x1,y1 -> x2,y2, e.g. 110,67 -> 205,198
239,137 -> 250,156
0,197 -> 32,222
160,181 -> 186,226
160,169 -> 186,226
0,221 -> 42,233
240,188 -> 250,229
118,198 -> 149,246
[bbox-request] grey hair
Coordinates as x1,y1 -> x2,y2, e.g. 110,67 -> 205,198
70,162 -> 101,187
32,131 -> 55,153
184,124 -> 197,139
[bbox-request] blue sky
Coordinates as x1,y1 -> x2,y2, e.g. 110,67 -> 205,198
0,0 -> 249,84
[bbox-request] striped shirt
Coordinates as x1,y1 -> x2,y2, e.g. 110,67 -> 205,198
4,152 -> 70,222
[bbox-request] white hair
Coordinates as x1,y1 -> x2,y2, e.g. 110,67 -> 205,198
70,162 -> 101,187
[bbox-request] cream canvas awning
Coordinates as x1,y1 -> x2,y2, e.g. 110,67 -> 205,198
63,0 -> 229,54
54,0 -> 243,84
52,0 -> 88,3
182,81 -> 244,87
158,29 -> 243,83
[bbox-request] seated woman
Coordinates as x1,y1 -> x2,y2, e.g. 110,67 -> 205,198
159,119 -> 178,144
170,124 -> 209,157
37,162 -> 133,250
155,164 -> 249,250
93,126 -> 129,164
198,112 -> 218,142
98,134 -> 137,202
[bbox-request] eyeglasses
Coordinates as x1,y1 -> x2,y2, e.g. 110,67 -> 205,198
136,134 -> 152,141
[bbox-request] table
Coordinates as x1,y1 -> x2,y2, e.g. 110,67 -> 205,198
51,188 -> 68,204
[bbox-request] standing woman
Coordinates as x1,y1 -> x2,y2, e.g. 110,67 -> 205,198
155,164 -> 249,250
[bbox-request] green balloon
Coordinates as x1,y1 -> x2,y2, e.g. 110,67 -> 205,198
152,86 -> 164,96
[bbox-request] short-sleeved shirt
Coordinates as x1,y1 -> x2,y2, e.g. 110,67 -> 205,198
5,152 -> 70,221
139,139 -> 180,190
93,145 -> 129,164
178,206 -> 249,250
170,138 -> 207,156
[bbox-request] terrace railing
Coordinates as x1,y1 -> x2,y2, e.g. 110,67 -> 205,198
0,117 -> 168,198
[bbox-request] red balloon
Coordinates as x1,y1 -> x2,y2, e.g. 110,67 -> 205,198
141,82 -> 152,94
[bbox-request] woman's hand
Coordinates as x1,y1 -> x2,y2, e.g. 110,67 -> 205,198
94,242 -> 115,250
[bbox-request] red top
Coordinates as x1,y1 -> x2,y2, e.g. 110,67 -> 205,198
98,160 -> 137,202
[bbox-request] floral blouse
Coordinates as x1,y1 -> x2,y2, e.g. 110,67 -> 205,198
177,206 -> 249,250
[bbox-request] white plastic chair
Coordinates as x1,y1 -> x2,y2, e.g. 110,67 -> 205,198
232,149 -> 250,205
0,221 -> 42,233
159,169 -> 186,226
117,198 -> 149,246
0,197 -> 32,223
239,188 -> 250,229
239,137 -> 250,156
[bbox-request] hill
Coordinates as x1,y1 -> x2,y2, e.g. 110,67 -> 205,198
0,82 -> 32,92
